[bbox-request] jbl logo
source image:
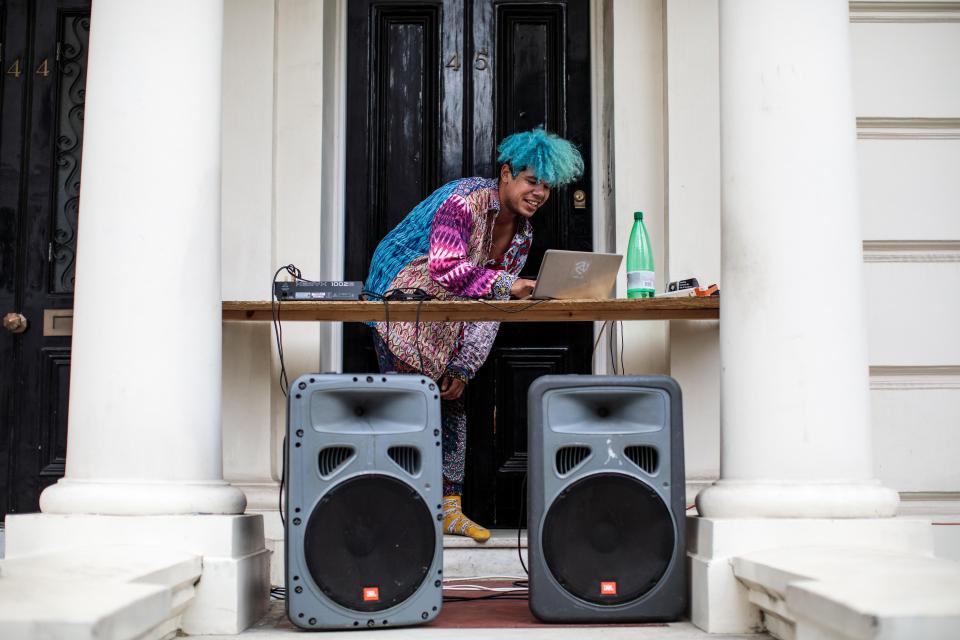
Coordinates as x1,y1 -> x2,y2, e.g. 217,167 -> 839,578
600,581 -> 617,596
363,587 -> 380,601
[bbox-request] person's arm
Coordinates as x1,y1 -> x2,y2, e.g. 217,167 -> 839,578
427,195 -> 517,298
445,321 -> 499,383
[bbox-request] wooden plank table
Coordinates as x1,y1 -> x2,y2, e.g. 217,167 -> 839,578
222,297 -> 719,323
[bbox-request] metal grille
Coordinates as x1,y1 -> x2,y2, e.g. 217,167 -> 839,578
387,446 -> 422,476
318,446 -> 354,478
555,446 -> 591,476
543,473 -> 674,606
624,445 -> 659,475
303,474 -> 435,613
51,14 -> 90,293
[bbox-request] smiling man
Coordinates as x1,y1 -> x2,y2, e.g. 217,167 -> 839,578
364,128 -> 583,541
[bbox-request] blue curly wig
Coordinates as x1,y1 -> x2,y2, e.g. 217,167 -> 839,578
497,128 -> 584,186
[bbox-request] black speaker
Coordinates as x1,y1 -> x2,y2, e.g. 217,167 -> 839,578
284,374 -> 444,629
527,375 -> 686,622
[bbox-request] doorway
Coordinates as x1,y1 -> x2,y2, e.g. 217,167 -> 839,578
342,0 -> 592,527
0,0 -> 90,517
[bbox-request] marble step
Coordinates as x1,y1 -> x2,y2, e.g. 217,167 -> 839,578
734,547 -> 960,639
0,545 -> 201,640
267,528 -> 529,586
443,529 -> 528,579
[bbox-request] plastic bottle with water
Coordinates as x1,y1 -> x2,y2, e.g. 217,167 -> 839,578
626,211 -> 655,298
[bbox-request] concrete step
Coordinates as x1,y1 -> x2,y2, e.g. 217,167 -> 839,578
267,528 -> 529,586
443,529 -> 528,579
0,545 -> 201,640
733,547 -> 960,639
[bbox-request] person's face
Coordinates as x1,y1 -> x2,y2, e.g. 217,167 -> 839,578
499,164 -> 551,219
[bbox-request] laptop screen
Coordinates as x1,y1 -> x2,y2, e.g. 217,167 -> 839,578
531,250 -> 623,299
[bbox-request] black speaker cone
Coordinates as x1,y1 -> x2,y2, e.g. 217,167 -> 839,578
542,473 -> 674,605
304,474 -> 435,612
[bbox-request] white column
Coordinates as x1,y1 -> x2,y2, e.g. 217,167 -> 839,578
694,0 -> 899,519
687,3 -> 924,633
40,0 -> 244,515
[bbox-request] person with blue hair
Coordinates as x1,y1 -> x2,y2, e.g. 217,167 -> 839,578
366,128 -> 583,541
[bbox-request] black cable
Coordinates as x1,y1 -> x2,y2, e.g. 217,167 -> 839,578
618,320 -> 626,375
365,287 -> 436,373
518,472 -> 528,576
443,596 -> 529,603
414,298 -> 425,376
358,287 -> 550,382
271,266 -> 291,397
442,593 -> 529,603
466,296 -> 551,313
279,435 -> 286,527
607,318 -> 619,375
383,293 -> 391,354
272,263 -> 313,396
591,321 -> 608,373
270,586 -> 287,600
363,288 -> 553,313
271,266 -> 302,534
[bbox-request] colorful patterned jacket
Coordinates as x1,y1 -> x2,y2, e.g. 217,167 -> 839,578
365,177 -> 533,381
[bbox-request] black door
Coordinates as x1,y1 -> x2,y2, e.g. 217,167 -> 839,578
343,0 -> 592,527
0,0 -> 90,517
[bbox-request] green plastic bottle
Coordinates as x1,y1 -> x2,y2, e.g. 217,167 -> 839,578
626,211 -> 655,299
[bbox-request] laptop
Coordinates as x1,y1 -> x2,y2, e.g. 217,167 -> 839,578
529,249 -> 623,299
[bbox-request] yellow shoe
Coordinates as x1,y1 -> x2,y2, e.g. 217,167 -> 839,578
442,495 -> 491,542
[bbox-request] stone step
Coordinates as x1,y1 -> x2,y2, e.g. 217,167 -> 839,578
733,547 -> 960,640
443,529 -> 528,579
0,546 -> 201,640
270,528 -> 529,584
6,513 -> 271,635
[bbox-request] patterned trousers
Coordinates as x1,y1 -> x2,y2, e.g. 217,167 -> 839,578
373,333 -> 467,496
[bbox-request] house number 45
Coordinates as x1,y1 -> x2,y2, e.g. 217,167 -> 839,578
445,50 -> 489,71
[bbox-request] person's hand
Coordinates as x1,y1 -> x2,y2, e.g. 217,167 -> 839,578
439,375 -> 466,401
510,278 -> 536,298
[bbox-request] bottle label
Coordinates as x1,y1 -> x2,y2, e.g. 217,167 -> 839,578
627,270 -> 655,291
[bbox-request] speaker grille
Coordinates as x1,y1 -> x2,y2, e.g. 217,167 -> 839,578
624,445 -> 659,475
318,446 -> 354,478
555,446 -> 591,476
388,446 -> 422,476
304,474 -> 435,612
543,473 -> 674,605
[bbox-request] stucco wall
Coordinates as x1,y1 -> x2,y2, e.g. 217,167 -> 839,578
218,1 -> 960,540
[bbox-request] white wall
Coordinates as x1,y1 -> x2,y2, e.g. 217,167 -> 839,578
655,0 -> 960,509
664,0 -> 722,493
219,0 -> 715,523
850,2 -> 960,509
610,0 -> 670,376
220,0 -> 336,584
219,1 -> 960,537
221,0 -> 277,503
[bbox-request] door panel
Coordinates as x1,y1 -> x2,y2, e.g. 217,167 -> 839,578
343,0 -> 450,375
0,0 -> 89,517
344,0 -> 591,527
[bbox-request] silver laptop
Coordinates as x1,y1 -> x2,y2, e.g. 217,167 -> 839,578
530,249 -> 623,299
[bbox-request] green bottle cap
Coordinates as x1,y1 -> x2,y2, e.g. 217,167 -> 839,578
634,211 -> 644,221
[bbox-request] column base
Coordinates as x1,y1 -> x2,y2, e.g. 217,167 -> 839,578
40,478 -> 247,515
4,513 -> 270,635
688,516 -> 934,633
696,480 -> 900,518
